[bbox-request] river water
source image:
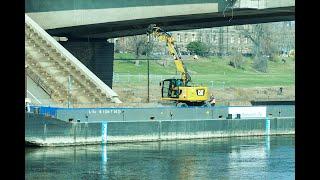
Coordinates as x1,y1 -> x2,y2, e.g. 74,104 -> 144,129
25,135 -> 294,179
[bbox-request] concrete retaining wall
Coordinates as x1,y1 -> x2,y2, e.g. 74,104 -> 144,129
26,113 -> 102,146
26,113 -> 295,146
107,118 -> 294,143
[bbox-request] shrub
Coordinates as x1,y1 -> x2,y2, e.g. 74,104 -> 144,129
253,55 -> 268,73
186,41 -> 209,57
228,50 -> 245,69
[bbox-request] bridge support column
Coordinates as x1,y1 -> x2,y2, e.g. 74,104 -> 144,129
59,38 -> 114,88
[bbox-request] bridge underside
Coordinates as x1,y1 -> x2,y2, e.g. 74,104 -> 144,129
46,6 -> 294,39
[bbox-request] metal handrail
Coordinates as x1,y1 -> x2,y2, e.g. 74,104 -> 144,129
26,68 -> 53,98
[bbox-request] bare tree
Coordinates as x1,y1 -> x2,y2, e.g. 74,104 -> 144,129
235,24 -> 277,72
273,21 -> 295,56
114,37 -> 128,53
218,27 -> 224,57
127,35 -> 154,66
229,47 -> 244,69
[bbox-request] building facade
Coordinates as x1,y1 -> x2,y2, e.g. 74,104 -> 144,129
112,21 -> 295,56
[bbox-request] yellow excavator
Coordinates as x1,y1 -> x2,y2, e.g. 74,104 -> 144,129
147,24 -> 211,107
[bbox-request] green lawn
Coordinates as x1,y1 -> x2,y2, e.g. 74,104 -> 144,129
113,53 -> 295,88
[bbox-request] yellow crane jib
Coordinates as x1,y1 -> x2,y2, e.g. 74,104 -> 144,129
147,24 -> 191,85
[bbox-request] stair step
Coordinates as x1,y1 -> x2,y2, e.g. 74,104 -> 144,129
25,14 -> 120,104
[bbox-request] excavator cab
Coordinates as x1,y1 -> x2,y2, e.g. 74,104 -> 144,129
160,78 -> 209,106
161,79 -> 184,98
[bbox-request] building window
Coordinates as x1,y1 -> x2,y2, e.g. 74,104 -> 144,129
192,34 -> 196,42
185,34 -> 188,42
147,35 -> 151,42
177,34 -> 181,42
230,36 -> 234,44
238,37 -> 241,44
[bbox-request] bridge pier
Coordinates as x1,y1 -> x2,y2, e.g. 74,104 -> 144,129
59,38 -> 114,88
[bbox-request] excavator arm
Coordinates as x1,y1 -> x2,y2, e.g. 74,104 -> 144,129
147,24 -> 191,85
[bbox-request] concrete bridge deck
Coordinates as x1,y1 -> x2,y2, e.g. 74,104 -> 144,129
26,0 -> 294,38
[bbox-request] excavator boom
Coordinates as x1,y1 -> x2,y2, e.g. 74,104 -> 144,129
147,24 -> 191,85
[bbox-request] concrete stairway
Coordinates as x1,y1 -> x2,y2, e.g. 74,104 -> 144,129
25,14 -> 121,106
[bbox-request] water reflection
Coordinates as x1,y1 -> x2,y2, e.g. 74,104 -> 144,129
265,135 -> 271,152
26,135 -> 294,179
101,144 -> 107,179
